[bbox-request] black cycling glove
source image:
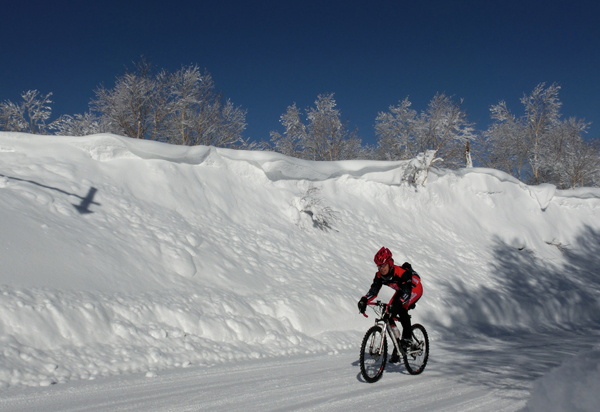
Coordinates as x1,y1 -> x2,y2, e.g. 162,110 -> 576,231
358,296 -> 368,313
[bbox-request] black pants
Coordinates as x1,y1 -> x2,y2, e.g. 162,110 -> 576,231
389,297 -> 412,341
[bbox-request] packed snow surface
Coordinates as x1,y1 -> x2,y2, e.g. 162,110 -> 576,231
0,132 -> 599,410
524,345 -> 600,412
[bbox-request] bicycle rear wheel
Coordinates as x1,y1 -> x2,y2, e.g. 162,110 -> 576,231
403,323 -> 429,375
359,325 -> 387,383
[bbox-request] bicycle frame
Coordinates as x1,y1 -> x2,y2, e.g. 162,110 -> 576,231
364,300 -> 406,357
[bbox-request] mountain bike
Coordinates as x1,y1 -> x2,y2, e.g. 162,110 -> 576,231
359,300 -> 429,383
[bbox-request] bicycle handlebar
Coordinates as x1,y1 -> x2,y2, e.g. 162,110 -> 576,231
368,300 -> 386,307
361,300 -> 387,318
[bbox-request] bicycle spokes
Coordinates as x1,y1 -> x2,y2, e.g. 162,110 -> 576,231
359,325 -> 387,383
402,324 -> 429,375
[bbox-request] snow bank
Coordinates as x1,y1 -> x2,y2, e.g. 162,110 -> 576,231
0,132 -> 599,389
524,346 -> 600,412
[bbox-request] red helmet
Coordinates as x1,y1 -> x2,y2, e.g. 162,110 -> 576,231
374,247 -> 393,266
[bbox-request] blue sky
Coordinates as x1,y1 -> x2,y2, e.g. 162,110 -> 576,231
2,0 -> 599,145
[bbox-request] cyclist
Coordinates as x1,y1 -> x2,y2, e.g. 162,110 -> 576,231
357,247 -> 423,363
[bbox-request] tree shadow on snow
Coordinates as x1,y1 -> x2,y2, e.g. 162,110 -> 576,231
429,225 -> 600,393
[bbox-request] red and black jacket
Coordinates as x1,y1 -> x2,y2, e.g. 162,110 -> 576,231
364,263 -> 421,308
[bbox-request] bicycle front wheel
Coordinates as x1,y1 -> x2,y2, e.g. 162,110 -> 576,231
359,325 -> 387,383
403,323 -> 429,375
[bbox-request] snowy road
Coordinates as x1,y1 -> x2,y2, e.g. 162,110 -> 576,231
0,349 -> 527,412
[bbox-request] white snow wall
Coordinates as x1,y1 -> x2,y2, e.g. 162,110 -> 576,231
0,132 -> 599,388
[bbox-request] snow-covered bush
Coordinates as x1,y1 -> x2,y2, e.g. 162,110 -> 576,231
295,184 -> 339,231
403,150 -> 442,185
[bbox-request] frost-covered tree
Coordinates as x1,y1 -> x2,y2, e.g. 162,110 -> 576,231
91,60 -> 247,146
270,93 -> 365,161
148,69 -> 178,141
51,112 -> 102,136
270,103 -> 308,157
166,65 -> 206,145
483,83 -> 597,188
91,59 -> 159,140
541,118 -> 599,188
0,90 -> 54,134
484,83 -> 563,184
305,93 -> 363,161
482,101 -> 529,179
374,97 -> 419,160
0,101 -> 18,132
521,83 -> 563,184
165,66 -> 247,147
419,93 -> 476,169
375,93 -> 475,169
